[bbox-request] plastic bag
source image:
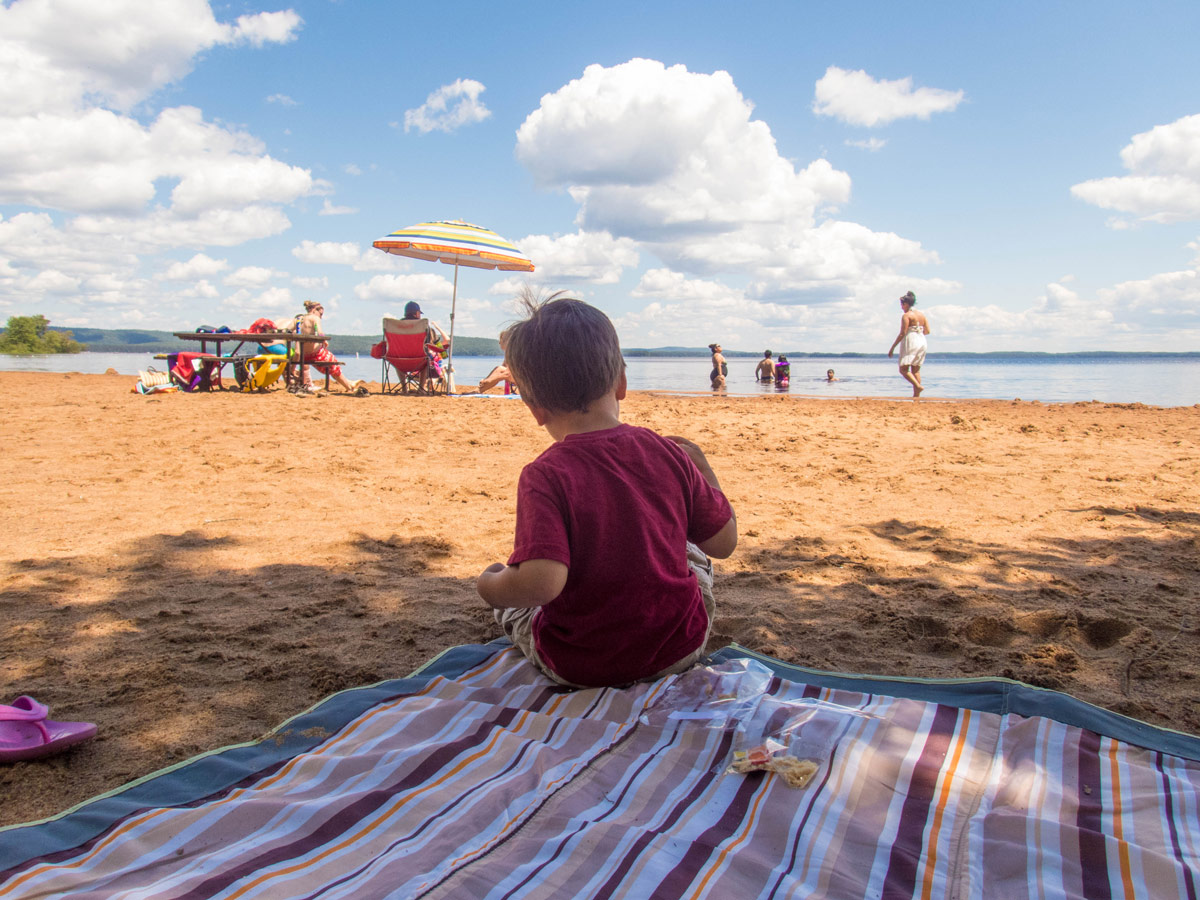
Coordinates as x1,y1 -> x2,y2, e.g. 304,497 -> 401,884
642,658 -> 874,788
639,658 -> 773,731
727,693 -> 874,788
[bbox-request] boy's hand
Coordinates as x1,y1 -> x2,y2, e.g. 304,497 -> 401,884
665,435 -> 721,490
667,434 -> 738,559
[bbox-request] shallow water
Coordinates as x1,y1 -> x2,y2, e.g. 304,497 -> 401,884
2,352 -> 1196,406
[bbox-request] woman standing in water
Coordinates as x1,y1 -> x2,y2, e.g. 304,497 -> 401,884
888,291 -> 931,398
709,343 -> 728,390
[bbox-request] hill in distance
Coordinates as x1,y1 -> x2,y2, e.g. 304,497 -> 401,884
9,326 -> 1199,359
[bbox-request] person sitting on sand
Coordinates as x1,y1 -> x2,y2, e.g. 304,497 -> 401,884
888,290 -> 931,398
476,364 -> 514,393
295,301 -> 367,395
755,350 -> 775,382
475,330 -> 516,394
826,369 -> 838,382
709,343 -> 728,390
477,293 -> 737,688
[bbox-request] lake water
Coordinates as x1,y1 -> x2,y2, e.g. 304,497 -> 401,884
1,351 -> 1196,407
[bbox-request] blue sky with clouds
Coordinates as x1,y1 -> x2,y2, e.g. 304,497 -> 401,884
2,0 -> 1199,352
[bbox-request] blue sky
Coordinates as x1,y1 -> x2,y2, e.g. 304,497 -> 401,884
2,0 -> 1199,352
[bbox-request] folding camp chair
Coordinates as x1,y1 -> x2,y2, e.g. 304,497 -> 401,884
237,354 -> 288,392
377,316 -> 442,395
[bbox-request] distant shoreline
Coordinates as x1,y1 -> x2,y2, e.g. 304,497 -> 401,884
623,349 -> 1200,360
1,327 -> 1196,360
5,347 -> 1197,360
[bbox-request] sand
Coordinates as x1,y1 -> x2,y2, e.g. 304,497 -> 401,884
1,370 -> 1198,827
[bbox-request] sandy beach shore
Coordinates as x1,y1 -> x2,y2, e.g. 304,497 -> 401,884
2,370 -> 1198,827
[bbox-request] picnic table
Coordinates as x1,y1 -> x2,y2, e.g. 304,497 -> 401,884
170,331 -> 343,391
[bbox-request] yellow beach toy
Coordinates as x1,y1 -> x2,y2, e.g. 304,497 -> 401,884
241,354 -> 288,392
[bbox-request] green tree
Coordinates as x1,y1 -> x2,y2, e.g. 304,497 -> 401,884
0,315 -> 84,355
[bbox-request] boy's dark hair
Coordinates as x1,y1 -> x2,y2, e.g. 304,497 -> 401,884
502,289 -> 624,413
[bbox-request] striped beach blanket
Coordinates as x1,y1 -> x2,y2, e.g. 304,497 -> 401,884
2,641 -> 1198,899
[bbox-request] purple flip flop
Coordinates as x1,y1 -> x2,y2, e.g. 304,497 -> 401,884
0,696 -> 97,763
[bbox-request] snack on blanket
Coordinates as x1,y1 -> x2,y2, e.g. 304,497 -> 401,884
771,755 -> 819,788
727,743 -> 819,788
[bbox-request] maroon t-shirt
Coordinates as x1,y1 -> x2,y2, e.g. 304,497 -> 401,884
507,424 -> 733,687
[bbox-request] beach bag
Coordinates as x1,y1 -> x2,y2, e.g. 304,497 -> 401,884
133,368 -> 178,395
138,367 -> 170,388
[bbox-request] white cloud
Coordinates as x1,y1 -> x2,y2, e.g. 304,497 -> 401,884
812,66 -> 964,127
0,15 -> 315,280
225,265 -> 285,287
343,163 -> 363,176
319,198 -> 359,216
846,137 -> 887,151
222,11 -> 302,47
221,285 -> 296,316
930,268 -> 1200,350
266,93 -> 298,106
515,59 -> 937,301
70,205 -> 295,248
404,79 -> 491,134
1071,114 -> 1200,225
292,240 -> 362,266
0,212 -> 139,279
0,4 -> 315,326
514,231 -> 639,285
292,239 -> 403,271
353,273 -> 455,303
165,253 -> 228,280
25,269 -> 81,294
0,0 -> 301,115
187,279 -> 220,299
293,275 -> 329,290
1099,268 -> 1200,319
618,270 -> 807,348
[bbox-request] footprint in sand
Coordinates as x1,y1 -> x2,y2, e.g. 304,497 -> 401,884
963,615 -> 1019,648
1078,615 -> 1133,649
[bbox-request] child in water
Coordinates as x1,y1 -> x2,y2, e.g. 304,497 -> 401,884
774,354 -> 790,386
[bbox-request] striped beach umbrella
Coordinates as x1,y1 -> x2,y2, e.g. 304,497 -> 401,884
373,220 -> 534,391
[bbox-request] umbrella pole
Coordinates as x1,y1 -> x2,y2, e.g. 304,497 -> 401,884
446,262 -> 458,393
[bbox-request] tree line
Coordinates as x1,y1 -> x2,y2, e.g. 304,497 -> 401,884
0,316 -> 84,355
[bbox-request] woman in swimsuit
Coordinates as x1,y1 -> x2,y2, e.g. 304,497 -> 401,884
888,291 -> 931,398
708,343 -> 728,390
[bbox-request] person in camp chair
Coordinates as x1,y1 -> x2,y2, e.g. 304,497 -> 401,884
402,300 -> 450,393
295,301 -> 366,395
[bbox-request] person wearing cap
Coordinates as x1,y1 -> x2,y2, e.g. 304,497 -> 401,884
403,300 -> 450,392
295,300 -> 366,395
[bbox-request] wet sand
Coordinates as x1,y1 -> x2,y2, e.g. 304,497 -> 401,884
2,371 -> 1198,826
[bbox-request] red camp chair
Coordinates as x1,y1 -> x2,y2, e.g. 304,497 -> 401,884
375,316 -> 440,395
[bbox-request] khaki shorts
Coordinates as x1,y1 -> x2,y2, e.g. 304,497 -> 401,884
495,542 -> 716,689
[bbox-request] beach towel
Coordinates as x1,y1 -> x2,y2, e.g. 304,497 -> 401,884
2,641 -> 1198,899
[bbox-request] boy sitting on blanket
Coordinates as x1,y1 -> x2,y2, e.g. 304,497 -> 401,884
477,293 -> 737,688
